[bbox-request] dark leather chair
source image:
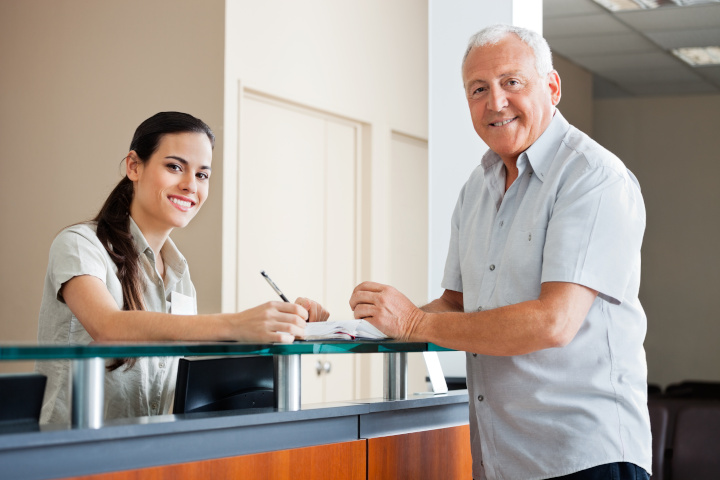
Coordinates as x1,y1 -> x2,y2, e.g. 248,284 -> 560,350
671,403 -> 720,480
648,402 -> 669,480
665,381 -> 720,399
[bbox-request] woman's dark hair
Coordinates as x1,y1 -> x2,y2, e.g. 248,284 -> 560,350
95,112 -> 214,371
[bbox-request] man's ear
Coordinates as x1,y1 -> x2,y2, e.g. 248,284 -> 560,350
548,70 -> 561,107
126,151 -> 141,181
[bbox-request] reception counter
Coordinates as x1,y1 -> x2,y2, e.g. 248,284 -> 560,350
0,342 -> 472,479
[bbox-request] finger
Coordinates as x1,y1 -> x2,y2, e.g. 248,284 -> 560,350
349,290 -> 379,310
294,297 -> 310,309
272,315 -> 307,336
270,331 -> 296,344
352,281 -> 386,294
352,304 -> 375,320
275,301 -> 309,320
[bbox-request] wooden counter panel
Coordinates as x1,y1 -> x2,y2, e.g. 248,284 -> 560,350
367,424 -> 472,479
64,440 -> 367,480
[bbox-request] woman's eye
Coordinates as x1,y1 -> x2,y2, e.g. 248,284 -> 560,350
197,172 -> 209,180
167,163 -> 182,172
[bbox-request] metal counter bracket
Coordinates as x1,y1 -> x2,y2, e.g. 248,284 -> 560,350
383,352 -> 407,400
274,354 -> 301,411
71,357 -> 105,429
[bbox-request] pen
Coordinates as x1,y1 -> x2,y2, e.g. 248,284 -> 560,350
260,270 -> 290,302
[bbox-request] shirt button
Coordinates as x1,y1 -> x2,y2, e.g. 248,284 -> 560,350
489,264 -> 495,271
528,234 -> 532,241
159,362 -> 165,368
477,395 -> 484,402
476,306 -> 483,311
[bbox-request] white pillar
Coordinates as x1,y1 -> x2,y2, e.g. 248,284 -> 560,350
428,0 -> 543,377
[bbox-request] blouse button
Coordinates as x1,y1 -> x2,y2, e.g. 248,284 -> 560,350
159,362 -> 165,369
477,395 -> 484,402
489,264 -> 495,271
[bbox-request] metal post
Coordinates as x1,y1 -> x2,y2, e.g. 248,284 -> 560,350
384,352 -> 408,400
71,357 -> 105,429
274,354 -> 301,411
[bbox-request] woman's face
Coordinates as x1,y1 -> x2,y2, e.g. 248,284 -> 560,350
127,132 -> 213,234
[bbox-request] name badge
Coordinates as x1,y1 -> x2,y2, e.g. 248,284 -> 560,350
171,291 -> 196,315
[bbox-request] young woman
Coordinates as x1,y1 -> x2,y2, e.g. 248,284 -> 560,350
36,112 -> 328,424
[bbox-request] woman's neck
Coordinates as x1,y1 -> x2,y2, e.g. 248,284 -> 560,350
128,211 -> 172,264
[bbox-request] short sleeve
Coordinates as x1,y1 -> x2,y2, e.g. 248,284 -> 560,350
541,166 -> 645,304
47,228 -> 111,303
441,184 -> 466,293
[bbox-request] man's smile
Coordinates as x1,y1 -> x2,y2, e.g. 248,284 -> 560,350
489,117 -> 517,127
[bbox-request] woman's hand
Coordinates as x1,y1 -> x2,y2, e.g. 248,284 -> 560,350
294,297 -> 330,322
229,301 -> 308,343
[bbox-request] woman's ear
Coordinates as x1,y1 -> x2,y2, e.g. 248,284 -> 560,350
126,151 -> 141,181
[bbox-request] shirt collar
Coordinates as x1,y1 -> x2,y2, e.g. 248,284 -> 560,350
480,109 -> 570,183
523,109 -> 570,183
128,216 -> 188,279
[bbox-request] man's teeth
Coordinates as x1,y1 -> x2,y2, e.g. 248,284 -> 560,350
170,198 -> 192,207
492,118 -> 514,126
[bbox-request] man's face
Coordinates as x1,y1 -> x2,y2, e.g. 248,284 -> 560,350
462,35 -> 561,165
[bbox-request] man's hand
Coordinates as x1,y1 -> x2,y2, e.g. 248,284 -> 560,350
349,282 -> 425,341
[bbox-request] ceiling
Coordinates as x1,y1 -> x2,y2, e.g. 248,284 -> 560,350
543,0 -> 720,98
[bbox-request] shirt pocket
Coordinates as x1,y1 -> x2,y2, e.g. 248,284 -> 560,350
498,227 -> 546,306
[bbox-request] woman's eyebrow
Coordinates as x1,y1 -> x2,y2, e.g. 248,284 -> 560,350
165,155 -> 212,171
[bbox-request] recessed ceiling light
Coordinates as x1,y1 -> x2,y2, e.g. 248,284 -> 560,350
672,46 -> 720,66
593,0 -> 720,11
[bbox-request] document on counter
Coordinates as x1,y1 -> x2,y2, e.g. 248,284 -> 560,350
300,320 -> 389,341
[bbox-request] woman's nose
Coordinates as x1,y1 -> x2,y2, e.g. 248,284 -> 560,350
179,174 -> 197,193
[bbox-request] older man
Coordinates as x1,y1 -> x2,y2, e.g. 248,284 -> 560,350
350,24 -> 651,480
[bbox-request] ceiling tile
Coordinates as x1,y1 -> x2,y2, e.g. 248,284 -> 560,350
695,65 -> 720,85
646,28 -> 720,49
599,65 -> 703,84
548,33 -> 656,57
571,51 -> 682,73
620,79 -> 719,96
544,13 -> 632,39
617,4 -> 720,31
543,0 -> 606,18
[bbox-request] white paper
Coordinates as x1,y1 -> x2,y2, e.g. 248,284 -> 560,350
171,291 -> 196,315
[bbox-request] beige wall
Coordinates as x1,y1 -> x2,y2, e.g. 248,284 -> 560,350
594,95 -> 720,388
0,0 -> 225,371
553,54 -> 594,136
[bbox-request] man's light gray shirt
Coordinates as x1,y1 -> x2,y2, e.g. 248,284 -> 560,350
442,111 -> 651,480
36,217 -> 196,425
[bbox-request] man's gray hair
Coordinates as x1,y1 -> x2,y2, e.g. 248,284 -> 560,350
462,24 -> 554,78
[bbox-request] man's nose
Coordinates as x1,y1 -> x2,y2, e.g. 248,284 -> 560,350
487,86 -> 508,112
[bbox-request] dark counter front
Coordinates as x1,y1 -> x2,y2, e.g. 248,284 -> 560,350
0,391 -> 470,480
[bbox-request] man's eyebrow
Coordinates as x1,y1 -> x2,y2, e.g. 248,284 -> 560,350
165,155 -> 212,171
